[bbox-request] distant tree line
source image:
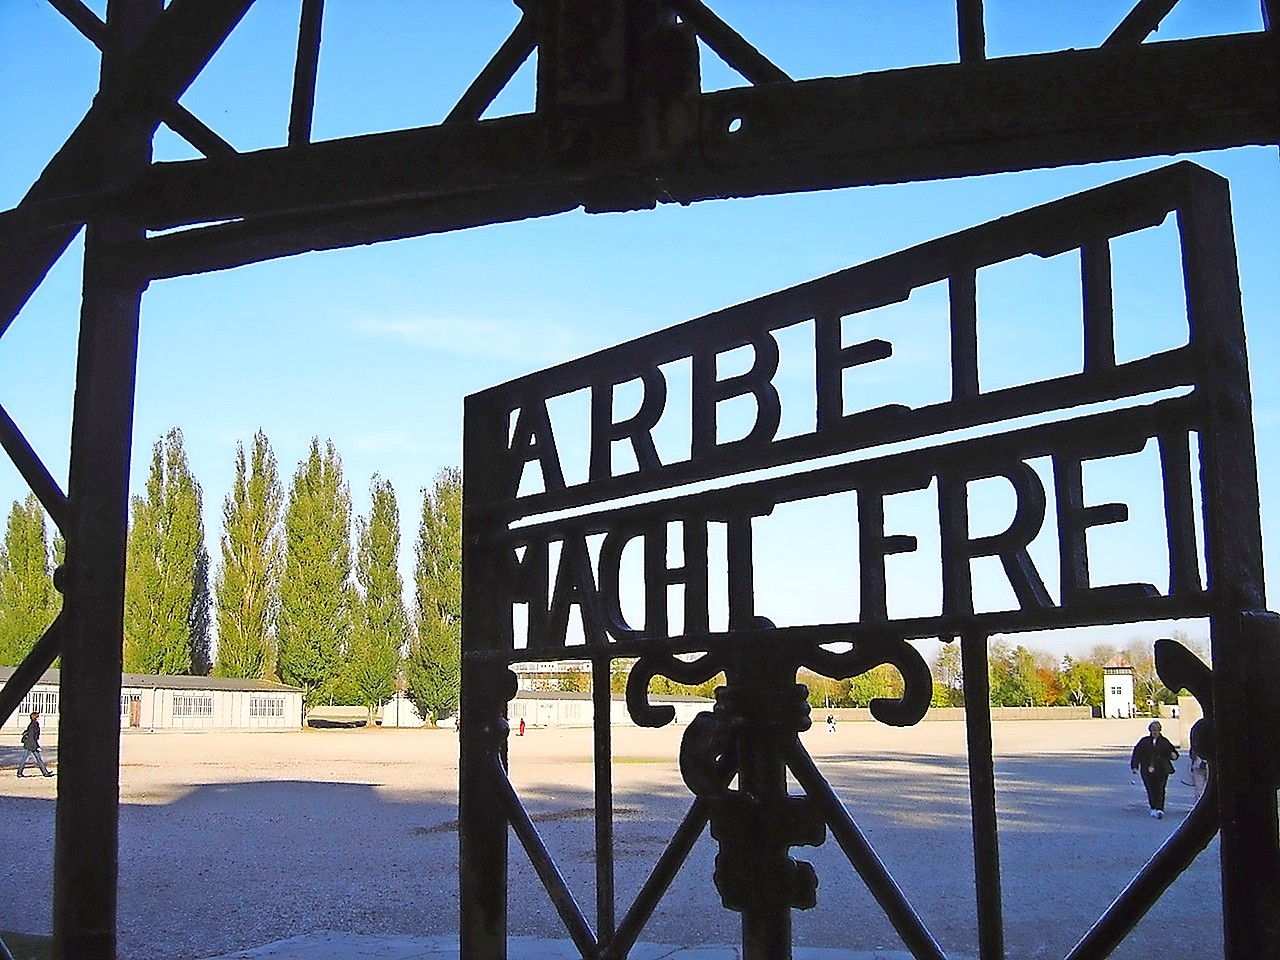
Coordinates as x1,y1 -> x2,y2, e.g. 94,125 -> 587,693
0,432 -> 1210,723
0,428 -> 462,725
801,635 -> 1208,714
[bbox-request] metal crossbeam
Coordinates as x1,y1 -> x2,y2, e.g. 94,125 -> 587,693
114,31 -> 1280,279
0,0 -> 257,335
1104,0 -> 1182,47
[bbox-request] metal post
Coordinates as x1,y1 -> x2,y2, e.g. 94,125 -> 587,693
960,633 -> 1005,960
737,709 -> 793,960
593,657 -> 615,942
1178,170 -> 1280,957
690,654 -> 822,960
459,661 -> 515,960
50,3 -> 158,958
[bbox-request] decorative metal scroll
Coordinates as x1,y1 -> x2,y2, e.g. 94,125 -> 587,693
459,161 -> 1273,960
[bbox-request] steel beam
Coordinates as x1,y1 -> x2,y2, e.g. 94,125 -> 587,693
117,31 -> 1280,281
0,0 -> 256,336
49,1 -> 157,957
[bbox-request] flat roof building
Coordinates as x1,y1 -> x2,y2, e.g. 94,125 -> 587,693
2,667 -> 304,732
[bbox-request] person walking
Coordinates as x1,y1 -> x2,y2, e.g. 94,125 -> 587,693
1187,717 -> 1212,802
17,710 -> 53,778
1131,719 -> 1177,818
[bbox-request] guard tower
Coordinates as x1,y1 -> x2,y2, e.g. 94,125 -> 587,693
1104,656 -> 1136,719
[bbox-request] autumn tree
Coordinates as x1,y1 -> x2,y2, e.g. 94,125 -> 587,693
346,475 -> 408,723
124,429 -> 208,675
0,494 -> 60,666
406,468 -> 462,723
558,671 -> 590,693
214,431 -> 283,679
278,438 -> 353,706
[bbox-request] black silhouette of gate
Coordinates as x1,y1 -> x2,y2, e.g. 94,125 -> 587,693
459,162 -> 1278,959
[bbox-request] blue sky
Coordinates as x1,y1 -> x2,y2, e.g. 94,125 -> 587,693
1,0 -> 1277,658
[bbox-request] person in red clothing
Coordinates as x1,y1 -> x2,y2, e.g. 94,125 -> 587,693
1130,719 -> 1178,818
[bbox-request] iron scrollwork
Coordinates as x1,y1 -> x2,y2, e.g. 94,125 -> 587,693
625,618 -> 932,938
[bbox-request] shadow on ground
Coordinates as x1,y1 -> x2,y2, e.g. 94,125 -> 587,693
0,739 -> 1220,960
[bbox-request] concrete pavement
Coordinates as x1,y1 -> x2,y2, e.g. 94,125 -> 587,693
200,932 -> 965,960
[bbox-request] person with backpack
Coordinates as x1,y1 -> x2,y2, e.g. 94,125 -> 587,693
17,710 -> 53,778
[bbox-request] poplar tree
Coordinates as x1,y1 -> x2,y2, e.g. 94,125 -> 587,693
278,438 -> 353,706
347,475 -> 408,723
0,494 -> 60,666
214,431 -> 283,679
189,544 -> 212,675
124,428 -> 208,674
406,468 -> 462,722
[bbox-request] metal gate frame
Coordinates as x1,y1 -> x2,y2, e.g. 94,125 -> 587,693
460,161 -> 1279,959
1,3 -> 1279,959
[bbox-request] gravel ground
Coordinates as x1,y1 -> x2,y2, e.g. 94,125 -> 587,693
0,718 -> 1219,960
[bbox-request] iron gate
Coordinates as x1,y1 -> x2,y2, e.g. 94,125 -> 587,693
459,162 -> 1279,959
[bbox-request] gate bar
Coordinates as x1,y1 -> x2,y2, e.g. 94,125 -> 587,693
593,658 -> 615,942
494,758 -> 599,958
605,798 -> 711,960
785,741 -> 947,960
960,633 -> 1005,960
1065,783 -> 1220,960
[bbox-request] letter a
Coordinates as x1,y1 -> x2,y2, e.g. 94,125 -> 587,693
506,400 -> 566,499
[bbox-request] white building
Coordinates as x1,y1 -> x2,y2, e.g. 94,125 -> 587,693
512,659 -> 594,691
379,693 -> 426,728
507,690 -> 713,728
1103,656 -> 1136,719
2,667 -> 304,732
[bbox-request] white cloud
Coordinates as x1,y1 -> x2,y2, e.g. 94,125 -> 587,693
353,316 -> 582,366
343,429 -> 437,457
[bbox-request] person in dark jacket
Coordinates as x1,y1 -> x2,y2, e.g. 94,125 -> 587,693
17,710 -> 53,778
1131,719 -> 1178,818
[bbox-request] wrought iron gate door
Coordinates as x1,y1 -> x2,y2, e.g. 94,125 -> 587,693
460,162 -> 1280,959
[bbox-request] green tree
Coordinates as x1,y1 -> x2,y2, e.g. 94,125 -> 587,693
214,431 -> 283,679
278,438 -> 353,706
846,664 -> 904,706
0,494 -> 60,666
931,642 -> 964,707
989,643 -> 1047,706
124,429 -> 208,674
1058,655 -> 1103,706
189,545 -> 212,675
347,475 -> 408,724
558,671 -> 590,693
406,468 -> 462,723
610,658 -> 636,694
